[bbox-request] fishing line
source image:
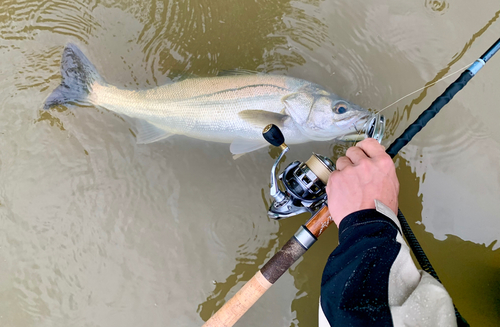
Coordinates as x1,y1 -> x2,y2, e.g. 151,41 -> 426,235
375,61 -> 474,115
345,62 -> 473,148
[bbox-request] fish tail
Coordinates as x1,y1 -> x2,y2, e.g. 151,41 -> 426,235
44,43 -> 105,109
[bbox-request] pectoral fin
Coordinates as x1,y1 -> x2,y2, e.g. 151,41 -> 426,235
238,110 -> 288,128
230,138 -> 269,155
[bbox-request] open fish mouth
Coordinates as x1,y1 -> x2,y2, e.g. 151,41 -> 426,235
340,113 -> 385,143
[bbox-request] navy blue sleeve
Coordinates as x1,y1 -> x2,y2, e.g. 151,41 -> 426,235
320,209 -> 402,327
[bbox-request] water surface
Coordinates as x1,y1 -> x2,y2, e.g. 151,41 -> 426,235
0,0 -> 499,326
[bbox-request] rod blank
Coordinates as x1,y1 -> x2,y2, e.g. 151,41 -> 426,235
386,38 -> 500,158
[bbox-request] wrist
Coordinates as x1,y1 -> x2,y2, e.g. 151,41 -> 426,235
338,208 -> 400,239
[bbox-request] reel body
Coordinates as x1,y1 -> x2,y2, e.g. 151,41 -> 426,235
268,155 -> 333,219
263,114 -> 384,220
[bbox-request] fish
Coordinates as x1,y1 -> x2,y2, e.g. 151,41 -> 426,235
44,44 -> 379,154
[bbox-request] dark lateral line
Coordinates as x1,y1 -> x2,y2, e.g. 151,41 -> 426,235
169,84 -> 290,103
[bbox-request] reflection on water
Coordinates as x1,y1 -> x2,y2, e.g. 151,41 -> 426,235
0,0 -> 499,326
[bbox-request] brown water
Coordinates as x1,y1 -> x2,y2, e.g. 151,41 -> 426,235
1,0 -> 499,326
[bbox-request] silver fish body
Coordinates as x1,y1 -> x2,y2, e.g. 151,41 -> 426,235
45,44 -> 377,154
90,75 -> 307,143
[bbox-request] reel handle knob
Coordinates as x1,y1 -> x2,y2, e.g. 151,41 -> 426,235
263,124 -> 285,147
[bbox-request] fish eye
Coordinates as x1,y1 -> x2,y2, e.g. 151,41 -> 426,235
333,103 -> 348,114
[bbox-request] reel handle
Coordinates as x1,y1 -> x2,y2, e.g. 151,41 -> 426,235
262,124 -> 285,147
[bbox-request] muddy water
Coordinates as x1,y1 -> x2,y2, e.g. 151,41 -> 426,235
0,0 -> 499,326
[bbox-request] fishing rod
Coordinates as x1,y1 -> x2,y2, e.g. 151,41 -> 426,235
202,38 -> 500,327
384,37 -> 499,327
386,37 -> 500,156
202,118 -> 384,327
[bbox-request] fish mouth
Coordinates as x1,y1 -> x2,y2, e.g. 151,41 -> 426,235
341,113 -> 385,143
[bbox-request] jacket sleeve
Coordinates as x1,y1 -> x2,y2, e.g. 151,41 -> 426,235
319,200 -> 457,327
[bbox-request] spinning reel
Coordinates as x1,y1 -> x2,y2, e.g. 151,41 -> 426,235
263,114 -> 385,219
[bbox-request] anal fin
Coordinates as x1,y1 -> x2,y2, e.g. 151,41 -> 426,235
133,119 -> 173,144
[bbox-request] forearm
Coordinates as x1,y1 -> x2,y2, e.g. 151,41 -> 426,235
319,201 -> 456,327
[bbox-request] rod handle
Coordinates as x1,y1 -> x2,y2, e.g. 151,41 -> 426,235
305,205 -> 334,238
203,206 -> 333,326
202,271 -> 272,327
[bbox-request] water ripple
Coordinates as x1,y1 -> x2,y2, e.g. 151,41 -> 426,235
0,0 -> 100,43
124,0 -> 329,80
15,46 -> 60,92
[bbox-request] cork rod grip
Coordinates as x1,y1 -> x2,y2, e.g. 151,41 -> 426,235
202,271 -> 272,327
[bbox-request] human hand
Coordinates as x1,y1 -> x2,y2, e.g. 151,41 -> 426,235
326,138 -> 399,227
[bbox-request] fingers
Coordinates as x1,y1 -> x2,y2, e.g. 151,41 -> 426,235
337,144 -> 369,170
346,146 -> 369,165
336,138 -> 386,171
335,156 -> 353,170
356,138 -> 386,158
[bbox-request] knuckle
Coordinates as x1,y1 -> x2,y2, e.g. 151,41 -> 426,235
380,154 -> 395,166
341,165 -> 354,173
362,138 -> 377,146
327,170 -> 339,184
345,147 -> 356,156
336,156 -> 348,163
335,156 -> 352,169
358,157 -> 371,167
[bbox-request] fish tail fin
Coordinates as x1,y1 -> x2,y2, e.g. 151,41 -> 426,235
44,43 -> 104,109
